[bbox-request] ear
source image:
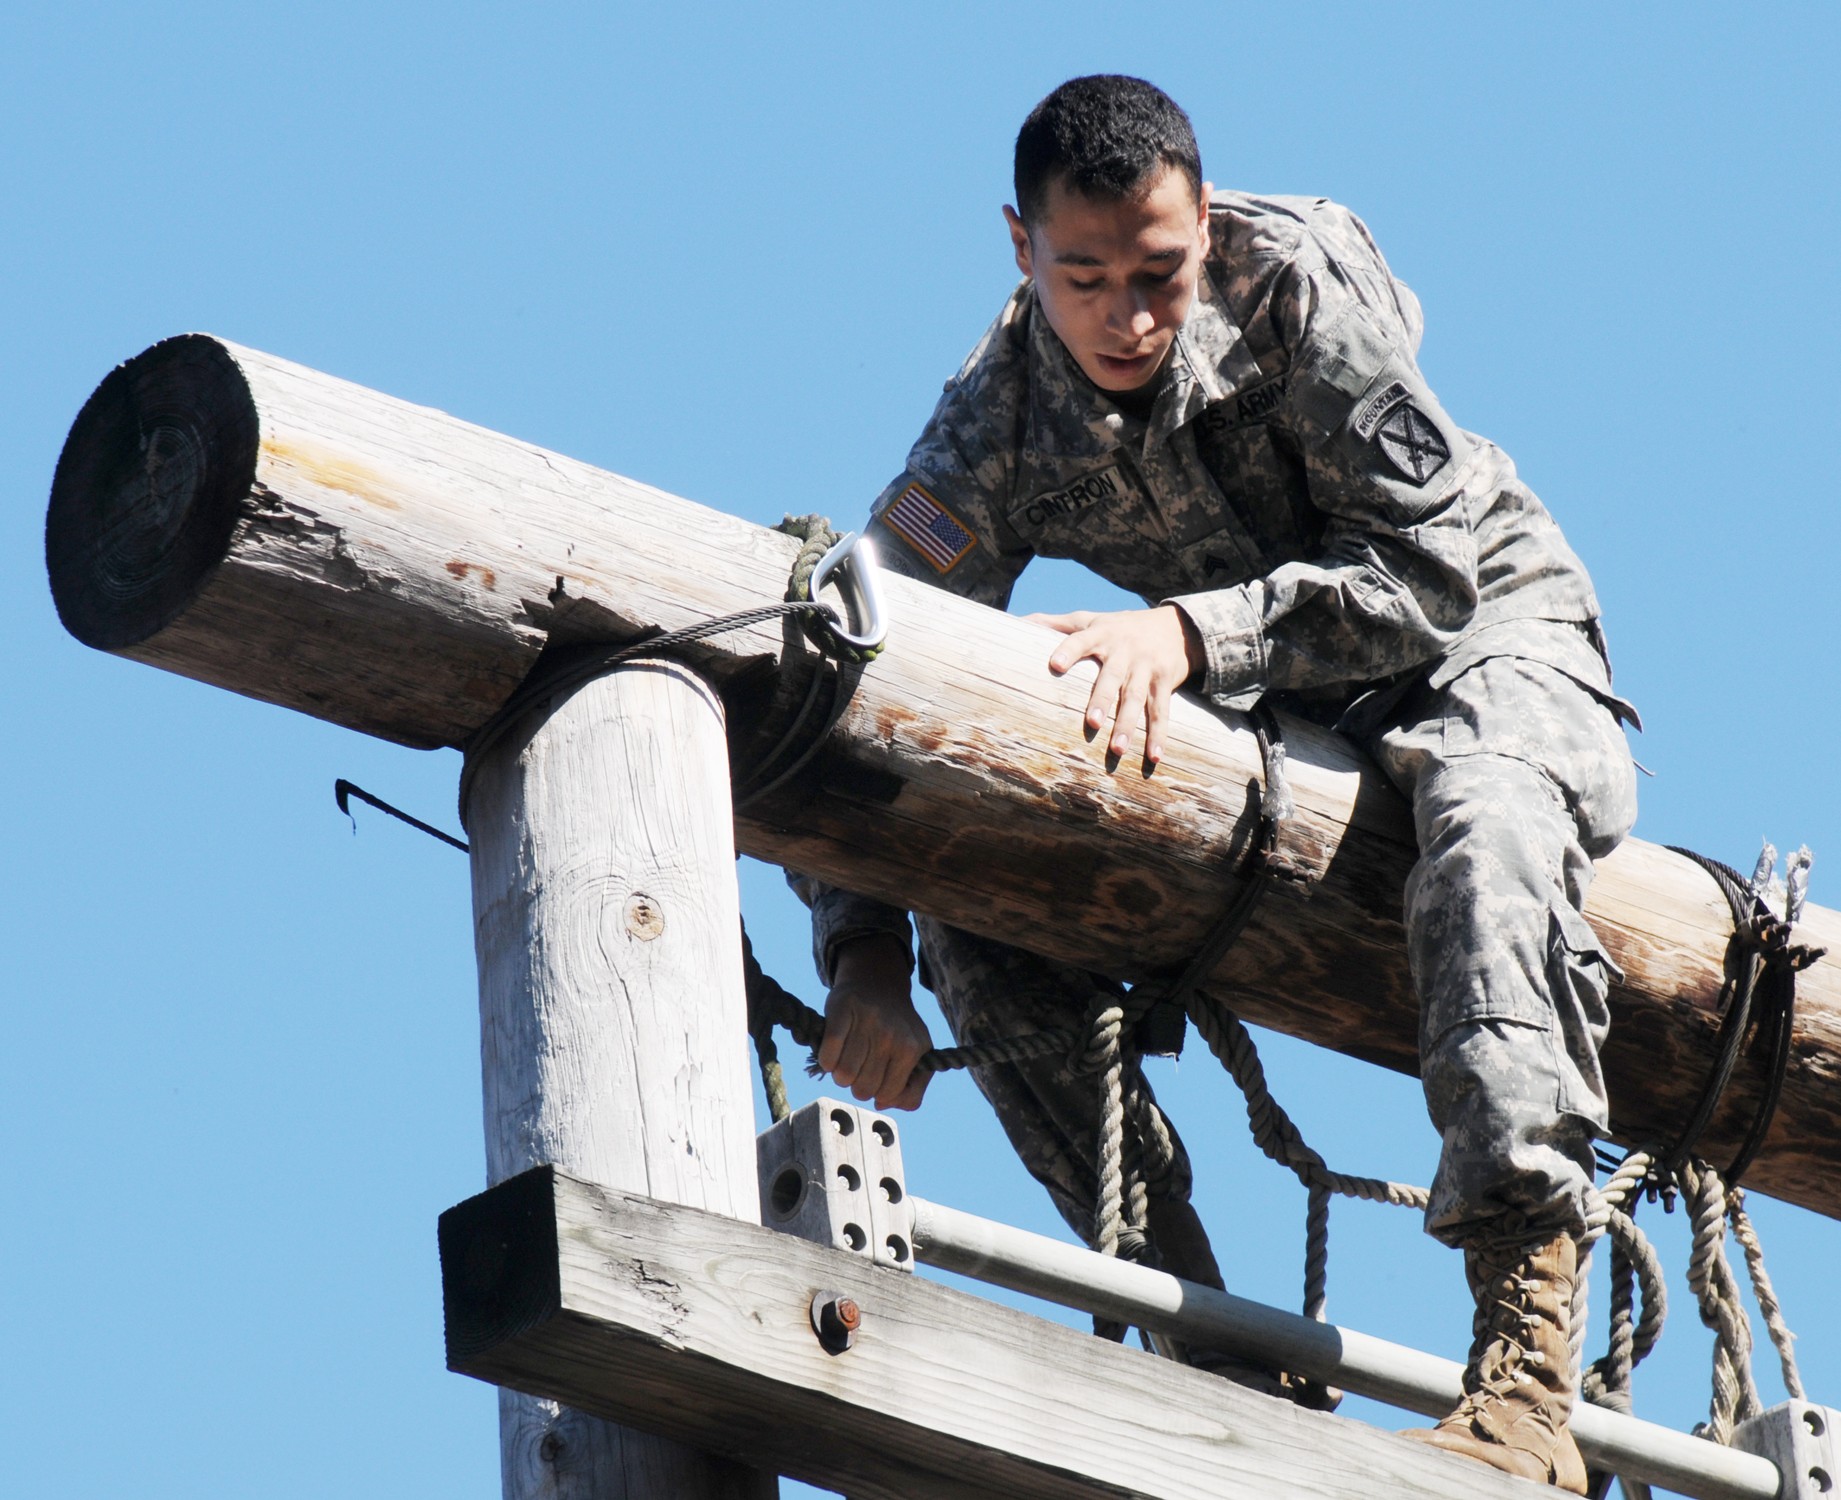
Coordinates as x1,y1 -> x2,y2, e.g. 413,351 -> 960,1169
1003,204 -> 1034,279
1196,180 -> 1214,238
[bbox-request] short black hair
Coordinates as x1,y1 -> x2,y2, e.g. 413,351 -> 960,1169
1014,75 -> 1202,228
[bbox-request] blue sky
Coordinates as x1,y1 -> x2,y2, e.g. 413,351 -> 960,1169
3,4 -> 1837,1496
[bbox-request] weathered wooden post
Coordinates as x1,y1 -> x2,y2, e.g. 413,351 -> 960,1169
466,658 -> 774,1499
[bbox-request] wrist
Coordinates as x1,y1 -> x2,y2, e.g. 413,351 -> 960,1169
1166,603 -> 1206,683
831,931 -> 913,987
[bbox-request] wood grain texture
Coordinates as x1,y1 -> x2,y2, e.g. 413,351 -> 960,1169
466,661 -> 772,1498
440,1168 -> 1543,1500
46,334 -> 1841,1219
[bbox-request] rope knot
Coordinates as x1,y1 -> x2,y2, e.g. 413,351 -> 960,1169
1075,1001 -> 1126,1075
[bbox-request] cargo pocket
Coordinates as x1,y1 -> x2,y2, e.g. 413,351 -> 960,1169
1544,903 -> 1620,1128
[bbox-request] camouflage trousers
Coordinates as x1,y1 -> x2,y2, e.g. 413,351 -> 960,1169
917,653 -> 1636,1260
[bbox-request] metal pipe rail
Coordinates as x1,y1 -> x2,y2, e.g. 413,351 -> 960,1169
910,1196 -> 1782,1500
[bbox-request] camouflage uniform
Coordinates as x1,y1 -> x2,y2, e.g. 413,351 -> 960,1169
797,192 -> 1637,1251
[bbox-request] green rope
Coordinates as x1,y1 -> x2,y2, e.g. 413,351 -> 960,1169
777,513 -> 886,665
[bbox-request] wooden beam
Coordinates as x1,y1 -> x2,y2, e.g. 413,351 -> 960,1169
439,1166 -> 1542,1500
46,334 -> 1841,1219
467,660 -> 774,1497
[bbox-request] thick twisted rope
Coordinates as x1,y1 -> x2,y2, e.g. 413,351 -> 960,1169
1729,1189 -> 1804,1400
1582,1140 -> 1809,1462
1580,1152 -> 1670,1415
779,513 -> 886,665
749,925 -> 1806,1440
750,844 -> 1806,1432
1680,1157 -> 1761,1443
1184,987 -> 1428,1336
1186,990 -> 1430,1211
1084,1001 -> 1131,1263
1127,1082 -> 1188,1206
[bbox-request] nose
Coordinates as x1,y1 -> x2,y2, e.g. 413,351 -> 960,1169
1107,288 -> 1157,341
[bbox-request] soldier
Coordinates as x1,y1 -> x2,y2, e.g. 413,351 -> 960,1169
794,74 -> 1636,1491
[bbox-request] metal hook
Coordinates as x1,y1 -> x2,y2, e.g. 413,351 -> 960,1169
809,531 -> 890,654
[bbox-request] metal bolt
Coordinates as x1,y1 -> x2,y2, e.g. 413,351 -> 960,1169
810,1290 -> 861,1354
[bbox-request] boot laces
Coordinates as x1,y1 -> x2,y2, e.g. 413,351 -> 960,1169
1457,1260 -> 1549,1410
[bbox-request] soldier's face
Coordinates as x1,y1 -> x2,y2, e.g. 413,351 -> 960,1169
1005,165 -> 1212,393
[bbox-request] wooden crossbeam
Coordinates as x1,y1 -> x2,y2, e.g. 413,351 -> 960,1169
46,335 -> 1841,1218
439,1166 -> 1542,1500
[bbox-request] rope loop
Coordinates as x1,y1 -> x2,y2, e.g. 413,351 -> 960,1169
777,513 -> 886,664
1661,843 -> 1822,1184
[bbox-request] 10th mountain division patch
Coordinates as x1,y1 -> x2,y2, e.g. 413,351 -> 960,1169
1375,402 -> 1449,485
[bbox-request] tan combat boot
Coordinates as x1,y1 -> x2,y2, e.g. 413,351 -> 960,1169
1402,1228 -> 1588,1493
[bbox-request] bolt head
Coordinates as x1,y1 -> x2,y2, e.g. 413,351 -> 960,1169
810,1290 -> 860,1353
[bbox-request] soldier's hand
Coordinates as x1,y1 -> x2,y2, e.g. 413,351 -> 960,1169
819,933 -> 934,1112
1029,604 -> 1204,766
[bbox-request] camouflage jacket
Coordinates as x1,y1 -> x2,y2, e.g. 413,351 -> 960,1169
801,191 -> 1628,979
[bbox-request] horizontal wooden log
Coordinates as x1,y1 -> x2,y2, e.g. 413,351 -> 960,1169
439,1166 -> 1540,1500
46,334 -> 1841,1219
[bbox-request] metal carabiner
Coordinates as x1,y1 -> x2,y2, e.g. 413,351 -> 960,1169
808,530 -> 890,654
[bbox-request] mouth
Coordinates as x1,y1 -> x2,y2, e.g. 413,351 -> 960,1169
1095,349 -> 1159,383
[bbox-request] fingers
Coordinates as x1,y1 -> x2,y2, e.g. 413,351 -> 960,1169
858,1043 -> 907,1110
1045,607 -> 1194,767
1144,673 -> 1172,766
861,1016 -> 932,1109
1048,623 -> 1101,676
850,1054 -> 888,1104
822,983 -> 934,1109
836,1021 -> 875,1097
885,1063 -> 932,1113
817,1004 -> 851,1075
1081,656 -> 1112,735
1027,610 -> 1093,641
872,1025 -> 932,1111
821,991 -> 878,1094
1111,668 -> 1151,759
1081,651 -> 1146,755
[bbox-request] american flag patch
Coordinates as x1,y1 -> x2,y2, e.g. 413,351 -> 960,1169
882,481 -> 977,573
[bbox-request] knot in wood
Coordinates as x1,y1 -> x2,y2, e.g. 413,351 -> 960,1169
624,891 -> 665,941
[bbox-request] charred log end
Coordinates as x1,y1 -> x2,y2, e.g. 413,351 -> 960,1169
439,1165 -> 564,1371
46,334 -> 258,652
